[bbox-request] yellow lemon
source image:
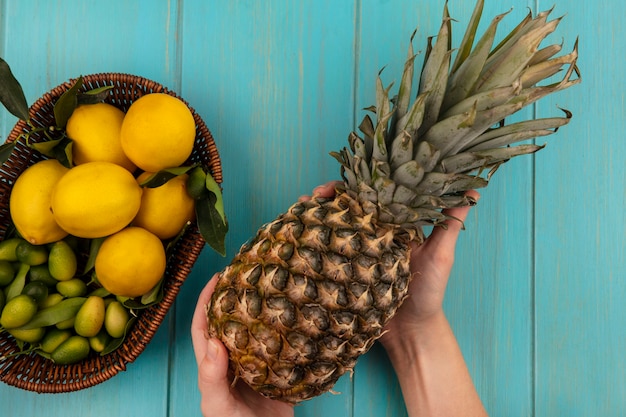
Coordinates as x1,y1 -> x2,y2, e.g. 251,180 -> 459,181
66,103 -> 136,172
133,172 -> 196,239
9,159 -> 69,245
51,161 -> 143,238
120,93 -> 196,172
94,227 -> 166,298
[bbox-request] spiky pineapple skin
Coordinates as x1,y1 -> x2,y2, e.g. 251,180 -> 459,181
208,190 -> 415,402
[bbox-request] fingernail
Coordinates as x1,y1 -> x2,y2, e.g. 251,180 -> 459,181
207,338 -> 219,360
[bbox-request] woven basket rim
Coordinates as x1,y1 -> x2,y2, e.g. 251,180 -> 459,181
0,72 -> 221,393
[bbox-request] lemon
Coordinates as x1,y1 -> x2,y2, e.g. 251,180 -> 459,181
66,103 -> 136,172
9,159 -> 69,245
95,227 -> 166,298
120,93 -> 196,172
133,173 -> 196,239
51,161 -> 143,238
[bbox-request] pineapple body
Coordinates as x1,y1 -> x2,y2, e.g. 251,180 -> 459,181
209,191 -> 413,402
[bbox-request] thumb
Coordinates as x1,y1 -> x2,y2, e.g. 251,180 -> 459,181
426,190 -> 480,251
197,337 -> 236,414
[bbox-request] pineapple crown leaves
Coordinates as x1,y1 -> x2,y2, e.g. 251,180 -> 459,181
332,0 -> 580,228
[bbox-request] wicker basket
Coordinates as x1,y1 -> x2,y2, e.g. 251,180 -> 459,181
0,73 -> 222,392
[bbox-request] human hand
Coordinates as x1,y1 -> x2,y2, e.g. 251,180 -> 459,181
191,274 -> 295,417
301,181 -> 479,348
378,189 -> 479,349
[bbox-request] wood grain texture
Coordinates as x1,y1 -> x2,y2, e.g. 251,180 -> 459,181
535,1 -> 626,415
0,0 -> 623,416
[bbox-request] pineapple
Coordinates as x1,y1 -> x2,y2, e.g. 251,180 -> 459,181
207,0 -> 580,403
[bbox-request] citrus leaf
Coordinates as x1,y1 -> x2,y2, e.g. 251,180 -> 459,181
101,316 -> 137,355
205,173 -> 225,223
0,142 -> 16,164
196,193 -> 228,256
139,166 -> 194,188
28,137 -> 64,157
77,85 -> 113,105
53,76 -> 83,128
16,297 -> 86,330
0,57 -> 29,121
59,139 -> 74,167
84,236 -> 106,274
140,277 -> 164,305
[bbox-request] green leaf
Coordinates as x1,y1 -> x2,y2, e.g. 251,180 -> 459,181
139,166 -> 194,188
140,278 -> 164,305
0,57 -> 29,121
205,173 -> 225,223
196,192 -> 228,257
28,137 -> 63,157
54,138 -> 73,168
84,237 -> 106,274
16,297 -> 86,330
101,316 -> 137,355
53,76 -> 84,128
77,85 -> 113,105
0,142 -> 16,164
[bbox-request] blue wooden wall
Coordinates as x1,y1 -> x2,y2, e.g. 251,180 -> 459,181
1,0 -> 624,416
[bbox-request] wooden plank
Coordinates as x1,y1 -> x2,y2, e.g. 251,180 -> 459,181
169,1 -> 357,416
535,2 -> 626,416
0,0 -> 179,415
352,2 -> 535,416
351,1 -> 432,415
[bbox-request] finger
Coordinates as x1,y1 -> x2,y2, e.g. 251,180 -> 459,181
197,337 -> 237,416
191,273 -> 220,365
426,190 -> 480,251
312,180 -> 342,198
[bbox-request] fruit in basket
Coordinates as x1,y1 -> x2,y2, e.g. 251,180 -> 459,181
0,261 -> 14,286
50,335 -> 91,365
8,327 -> 46,343
120,93 -> 196,172
94,226 -> 166,298
104,300 -> 130,339
0,234 -> 137,363
48,240 -> 78,281
15,240 -> 48,265
133,172 -> 196,239
0,294 -> 38,329
74,296 -> 105,338
207,2 -> 580,403
65,102 -> 136,172
9,159 -> 69,245
50,161 -> 143,238
0,67 -> 227,378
